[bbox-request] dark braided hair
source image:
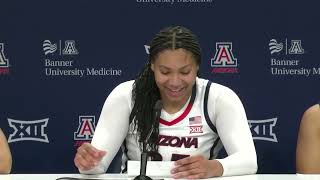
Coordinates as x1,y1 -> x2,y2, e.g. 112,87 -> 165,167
129,26 -> 202,152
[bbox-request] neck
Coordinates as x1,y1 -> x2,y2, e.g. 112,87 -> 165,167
162,93 -> 191,114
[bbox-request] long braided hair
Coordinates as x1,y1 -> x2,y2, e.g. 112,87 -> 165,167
129,26 -> 202,152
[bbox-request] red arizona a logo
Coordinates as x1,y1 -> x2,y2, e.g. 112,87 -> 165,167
74,116 -> 95,141
211,42 -> 237,67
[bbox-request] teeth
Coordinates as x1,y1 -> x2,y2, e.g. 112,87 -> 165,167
169,88 -> 182,92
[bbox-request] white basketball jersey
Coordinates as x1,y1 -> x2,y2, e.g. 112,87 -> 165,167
121,78 -> 222,172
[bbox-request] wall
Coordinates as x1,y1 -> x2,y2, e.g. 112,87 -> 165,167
0,0 -> 319,174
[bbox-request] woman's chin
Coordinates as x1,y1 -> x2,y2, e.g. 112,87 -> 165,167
165,94 -> 186,104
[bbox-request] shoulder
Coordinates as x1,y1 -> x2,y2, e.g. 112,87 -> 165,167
300,104 -> 320,130
196,78 -> 233,93
197,78 -> 238,100
109,80 -> 134,96
114,80 -> 134,91
0,129 -> 6,141
197,78 -> 244,113
104,80 -> 134,105
303,104 -> 320,118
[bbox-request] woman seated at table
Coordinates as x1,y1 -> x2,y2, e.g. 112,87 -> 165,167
296,103 -> 320,173
0,128 -> 12,174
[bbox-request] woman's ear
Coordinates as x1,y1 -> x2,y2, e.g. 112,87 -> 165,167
151,63 -> 154,72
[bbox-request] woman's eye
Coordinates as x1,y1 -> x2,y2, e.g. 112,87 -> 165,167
181,71 -> 190,75
160,71 -> 169,75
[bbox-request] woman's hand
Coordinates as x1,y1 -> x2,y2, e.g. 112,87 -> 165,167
171,155 -> 223,179
74,142 -> 106,171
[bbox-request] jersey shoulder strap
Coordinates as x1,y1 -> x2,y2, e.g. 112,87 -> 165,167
203,81 -> 218,133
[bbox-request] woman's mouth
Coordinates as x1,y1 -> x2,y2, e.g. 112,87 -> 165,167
166,88 -> 185,97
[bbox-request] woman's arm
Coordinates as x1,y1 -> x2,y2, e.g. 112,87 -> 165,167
78,81 -> 133,174
296,104 -> 320,173
171,84 -> 257,178
0,129 -> 12,174
212,84 -> 257,176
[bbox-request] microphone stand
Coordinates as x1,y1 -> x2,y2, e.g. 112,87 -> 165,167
134,100 -> 162,180
133,143 -> 152,180
134,121 -> 155,180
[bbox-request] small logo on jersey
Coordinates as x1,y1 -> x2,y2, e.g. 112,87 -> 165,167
188,116 -> 203,134
269,39 -> 283,54
211,42 -> 238,73
158,135 -> 198,148
43,40 -> 57,55
0,43 -> 10,75
74,116 -> 95,147
63,40 -> 78,55
189,116 -> 201,125
189,125 -> 203,134
248,118 -> 278,142
7,118 -> 49,143
144,45 -> 150,54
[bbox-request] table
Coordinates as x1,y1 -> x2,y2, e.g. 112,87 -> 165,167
0,174 -> 320,180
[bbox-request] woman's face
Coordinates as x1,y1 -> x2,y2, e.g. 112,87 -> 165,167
151,48 -> 199,107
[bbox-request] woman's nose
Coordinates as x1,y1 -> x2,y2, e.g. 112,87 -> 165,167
168,74 -> 182,87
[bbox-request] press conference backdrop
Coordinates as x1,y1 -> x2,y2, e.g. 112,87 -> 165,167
0,0 -> 319,174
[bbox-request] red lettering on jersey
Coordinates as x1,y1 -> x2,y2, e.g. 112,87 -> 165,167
158,135 -> 198,148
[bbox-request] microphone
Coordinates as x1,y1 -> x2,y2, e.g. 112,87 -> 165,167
134,100 -> 162,180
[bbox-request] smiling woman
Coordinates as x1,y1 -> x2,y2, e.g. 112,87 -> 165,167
73,26 -> 257,179
151,48 -> 198,114
0,129 -> 12,174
